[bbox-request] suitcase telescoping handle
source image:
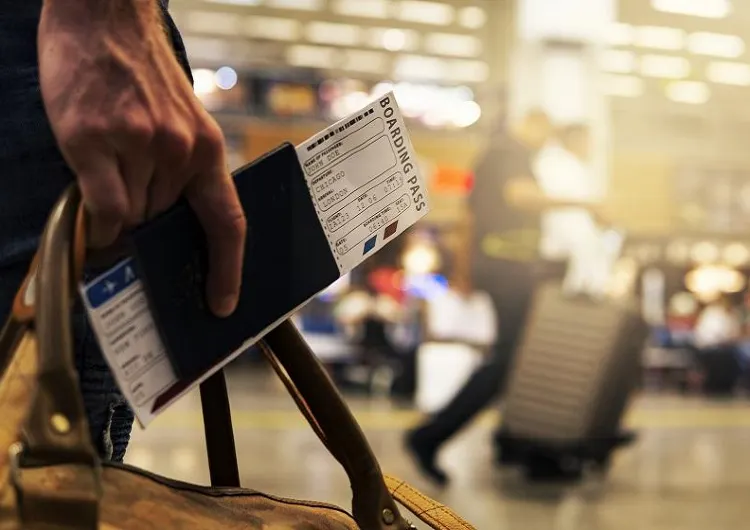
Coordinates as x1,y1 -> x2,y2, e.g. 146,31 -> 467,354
9,184 -> 474,530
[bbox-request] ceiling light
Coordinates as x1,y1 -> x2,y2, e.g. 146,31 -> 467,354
666,81 -> 710,104
458,6 -> 487,29
425,33 -> 482,58
652,0 -> 731,19
306,21 -> 361,46
706,61 -> 750,86
192,69 -> 217,97
370,28 -> 418,52
607,23 -> 635,46
600,49 -> 637,74
723,243 -> 750,266
286,45 -> 339,69
634,26 -> 686,51
214,66 -> 238,90
688,32 -> 744,58
245,16 -> 300,41
268,0 -> 323,10
343,50 -> 388,73
446,59 -> 489,83
602,74 -> 644,97
640,54 -> 690,78
397,1 -> 454,26
691,241 -> 720,263
332,0 -> 389,18
451,101 -> 482,128
394,55 -> 446,81
686,264 -> 745,301
382,29 -> 408,51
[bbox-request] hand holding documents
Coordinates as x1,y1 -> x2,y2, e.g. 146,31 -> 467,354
79,93 -> 430,425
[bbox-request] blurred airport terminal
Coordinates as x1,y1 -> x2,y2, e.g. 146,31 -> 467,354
127,0 -> 750,528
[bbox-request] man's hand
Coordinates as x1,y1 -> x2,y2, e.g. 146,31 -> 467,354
38,0 -> 246,317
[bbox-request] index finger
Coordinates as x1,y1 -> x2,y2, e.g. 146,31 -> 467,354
186,161 -> 246,318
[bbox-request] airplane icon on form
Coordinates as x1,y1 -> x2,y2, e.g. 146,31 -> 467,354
103,281 -> 117,295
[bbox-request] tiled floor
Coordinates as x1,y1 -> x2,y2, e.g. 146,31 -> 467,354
126,367 -> 750,529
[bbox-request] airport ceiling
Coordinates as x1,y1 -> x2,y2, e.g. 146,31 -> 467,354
168,0 -> 498,85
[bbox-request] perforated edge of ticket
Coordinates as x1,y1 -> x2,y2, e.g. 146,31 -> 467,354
79,92 -> 429,426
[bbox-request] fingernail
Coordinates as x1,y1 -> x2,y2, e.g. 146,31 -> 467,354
213,295 -> 238,318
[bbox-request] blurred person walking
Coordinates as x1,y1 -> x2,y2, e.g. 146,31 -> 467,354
534,124 -> 612,297
406,110 -> 606,485
0,0 -> 245,461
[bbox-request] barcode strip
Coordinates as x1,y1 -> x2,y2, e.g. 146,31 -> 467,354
306,108 -> 375,152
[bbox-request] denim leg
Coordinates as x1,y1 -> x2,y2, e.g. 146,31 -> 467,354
72,309 -> 134,462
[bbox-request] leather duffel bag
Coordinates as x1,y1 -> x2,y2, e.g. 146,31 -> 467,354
0,185 -> 475,530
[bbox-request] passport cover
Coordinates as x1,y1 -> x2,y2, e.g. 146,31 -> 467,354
129,142 -> 340,383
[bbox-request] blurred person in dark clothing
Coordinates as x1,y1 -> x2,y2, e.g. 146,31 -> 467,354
0,0 -> 245,461
406,109 -> 606,485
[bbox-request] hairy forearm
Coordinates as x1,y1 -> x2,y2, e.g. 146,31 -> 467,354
40,0 -> 159,35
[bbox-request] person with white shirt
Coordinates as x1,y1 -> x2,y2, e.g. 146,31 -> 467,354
405,113 -> 610,486
534,124 -> 613,297
694,295 -> 741,350
425,276 -> 497,349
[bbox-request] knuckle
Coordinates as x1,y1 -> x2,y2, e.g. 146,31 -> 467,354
88,193 -> 129,223
157,125 -> 194,164
59,118 -> 105,147
196,121 -> 225,158
112,114 -> 154,145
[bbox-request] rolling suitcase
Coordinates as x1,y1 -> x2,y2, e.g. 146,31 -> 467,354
496,282 -> 647,480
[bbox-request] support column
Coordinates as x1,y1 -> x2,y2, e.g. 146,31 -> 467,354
509,0 -> 618,198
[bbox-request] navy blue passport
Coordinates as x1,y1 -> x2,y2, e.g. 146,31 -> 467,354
129,142 -> 340,389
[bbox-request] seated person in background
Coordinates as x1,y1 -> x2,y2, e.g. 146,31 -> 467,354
694,294 -> 741,352
425,275 -> 497,350
693,294 -> 742,395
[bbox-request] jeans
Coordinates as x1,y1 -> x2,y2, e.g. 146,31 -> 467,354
0,1 -> 190,462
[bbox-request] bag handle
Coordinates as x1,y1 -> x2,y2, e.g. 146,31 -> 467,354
256,337 -> 476,530
12,184 -> 473,530
258,323 -> 410,530
10,185 -> 101,528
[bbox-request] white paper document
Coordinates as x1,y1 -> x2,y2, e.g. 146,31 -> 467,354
80,259 -> 177,426
296,91 -> 429,272
80,92 -> 429,426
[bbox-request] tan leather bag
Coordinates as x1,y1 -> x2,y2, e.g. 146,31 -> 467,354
0,186 -> 476,530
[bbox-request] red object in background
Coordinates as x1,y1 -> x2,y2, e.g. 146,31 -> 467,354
432,166 -> 474,195
367,267 -> 405,302
667,314 -> 697,332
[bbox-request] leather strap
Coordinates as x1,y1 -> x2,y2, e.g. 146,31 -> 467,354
258,332 -> 476,530
12,185 -> 101,528
199,371 -> 241,488
262,321 -> 410,530
384,476 -> 474,530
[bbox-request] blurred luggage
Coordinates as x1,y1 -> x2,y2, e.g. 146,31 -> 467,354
496,283 -> 647,480
0,186 -> 475,530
